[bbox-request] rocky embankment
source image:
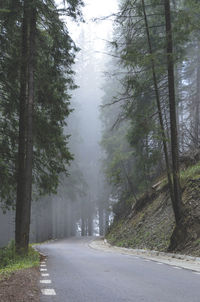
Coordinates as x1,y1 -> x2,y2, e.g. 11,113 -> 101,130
106,162 -> 200,257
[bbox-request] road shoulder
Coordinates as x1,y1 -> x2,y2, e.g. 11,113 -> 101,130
89,238 -> 200,272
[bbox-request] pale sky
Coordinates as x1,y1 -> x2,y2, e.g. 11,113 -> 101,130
82,0 -> 118,20
59,0 -> 119,51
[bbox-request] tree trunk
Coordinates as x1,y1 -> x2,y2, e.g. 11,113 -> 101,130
120,160 -> 138,203
105,208 -> 109,233
141,0 -> 174,215
88,215 -> 93,236
81,218 -> 86,236
194,44 -> 200,147
164,0 -> 182,224
70,205 -> 76,236
35,201 -> 41,243
98,204 -> 104,236
15,0 -> 36,254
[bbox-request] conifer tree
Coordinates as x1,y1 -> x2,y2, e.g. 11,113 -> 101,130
101,0 -> 195,232
0,0 -> 83,253
164,0 -> 182,224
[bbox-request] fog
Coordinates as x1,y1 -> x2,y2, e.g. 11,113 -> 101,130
0,0 -> 118,246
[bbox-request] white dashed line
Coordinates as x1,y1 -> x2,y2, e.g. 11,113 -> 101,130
40,264 -> 46,267
41,289 -> 56,296
41,273 -> 49,277
41,261 -> 46,264
173,267 -> 182,270
40,280 -> 52,284
40,268 -> 47,271
156,262 -> 163,265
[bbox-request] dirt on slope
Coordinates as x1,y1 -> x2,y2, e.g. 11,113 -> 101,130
169,178 -> 200,255
0,267 -> 40,302
106,177 -> 200,257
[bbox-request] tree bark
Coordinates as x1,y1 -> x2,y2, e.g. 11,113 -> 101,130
15,0 -> 36,254
81,218 -> 86,236
70,205 -> 76,236
105,208 -> 109,233
164,0 -> 182,224
98,204 -> 104,236
88,215 -> 93,236
120,160 -> 138,203
194,43 -> 200,147
141,0 -> 175,215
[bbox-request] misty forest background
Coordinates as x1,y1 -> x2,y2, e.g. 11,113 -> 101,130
0,0 -> 200,252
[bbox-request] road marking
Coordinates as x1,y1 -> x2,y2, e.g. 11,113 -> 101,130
41,273 -> 49,277
156,262 -> 163,265
194,272 -> 200,275
40,264 -> 46,267
41,262 -> 46,264
40,268 -> 47,271
41,289 -> 56,296
173,267 -> 182,270
40,280 -> 52,284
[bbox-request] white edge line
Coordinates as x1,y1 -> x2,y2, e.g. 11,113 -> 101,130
40,280 -> 52,284
41,289 -> 56,296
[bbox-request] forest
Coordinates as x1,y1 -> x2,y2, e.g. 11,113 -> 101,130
0,0 -> 200,268
101,0 -> 200,251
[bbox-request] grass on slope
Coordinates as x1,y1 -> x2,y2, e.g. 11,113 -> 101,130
180,161 -> 200,185
156,161 -> 200,190
0,241 -> 40,279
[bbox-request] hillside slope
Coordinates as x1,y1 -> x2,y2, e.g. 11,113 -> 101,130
106,162 -> 200,256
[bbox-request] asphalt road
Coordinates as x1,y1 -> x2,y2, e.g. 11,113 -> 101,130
38,237 -> 200,302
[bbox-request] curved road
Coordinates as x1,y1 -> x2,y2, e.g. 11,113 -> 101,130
38,237 -> 200,302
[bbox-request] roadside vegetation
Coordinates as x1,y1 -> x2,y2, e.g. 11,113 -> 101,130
0,241 -> 40,279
